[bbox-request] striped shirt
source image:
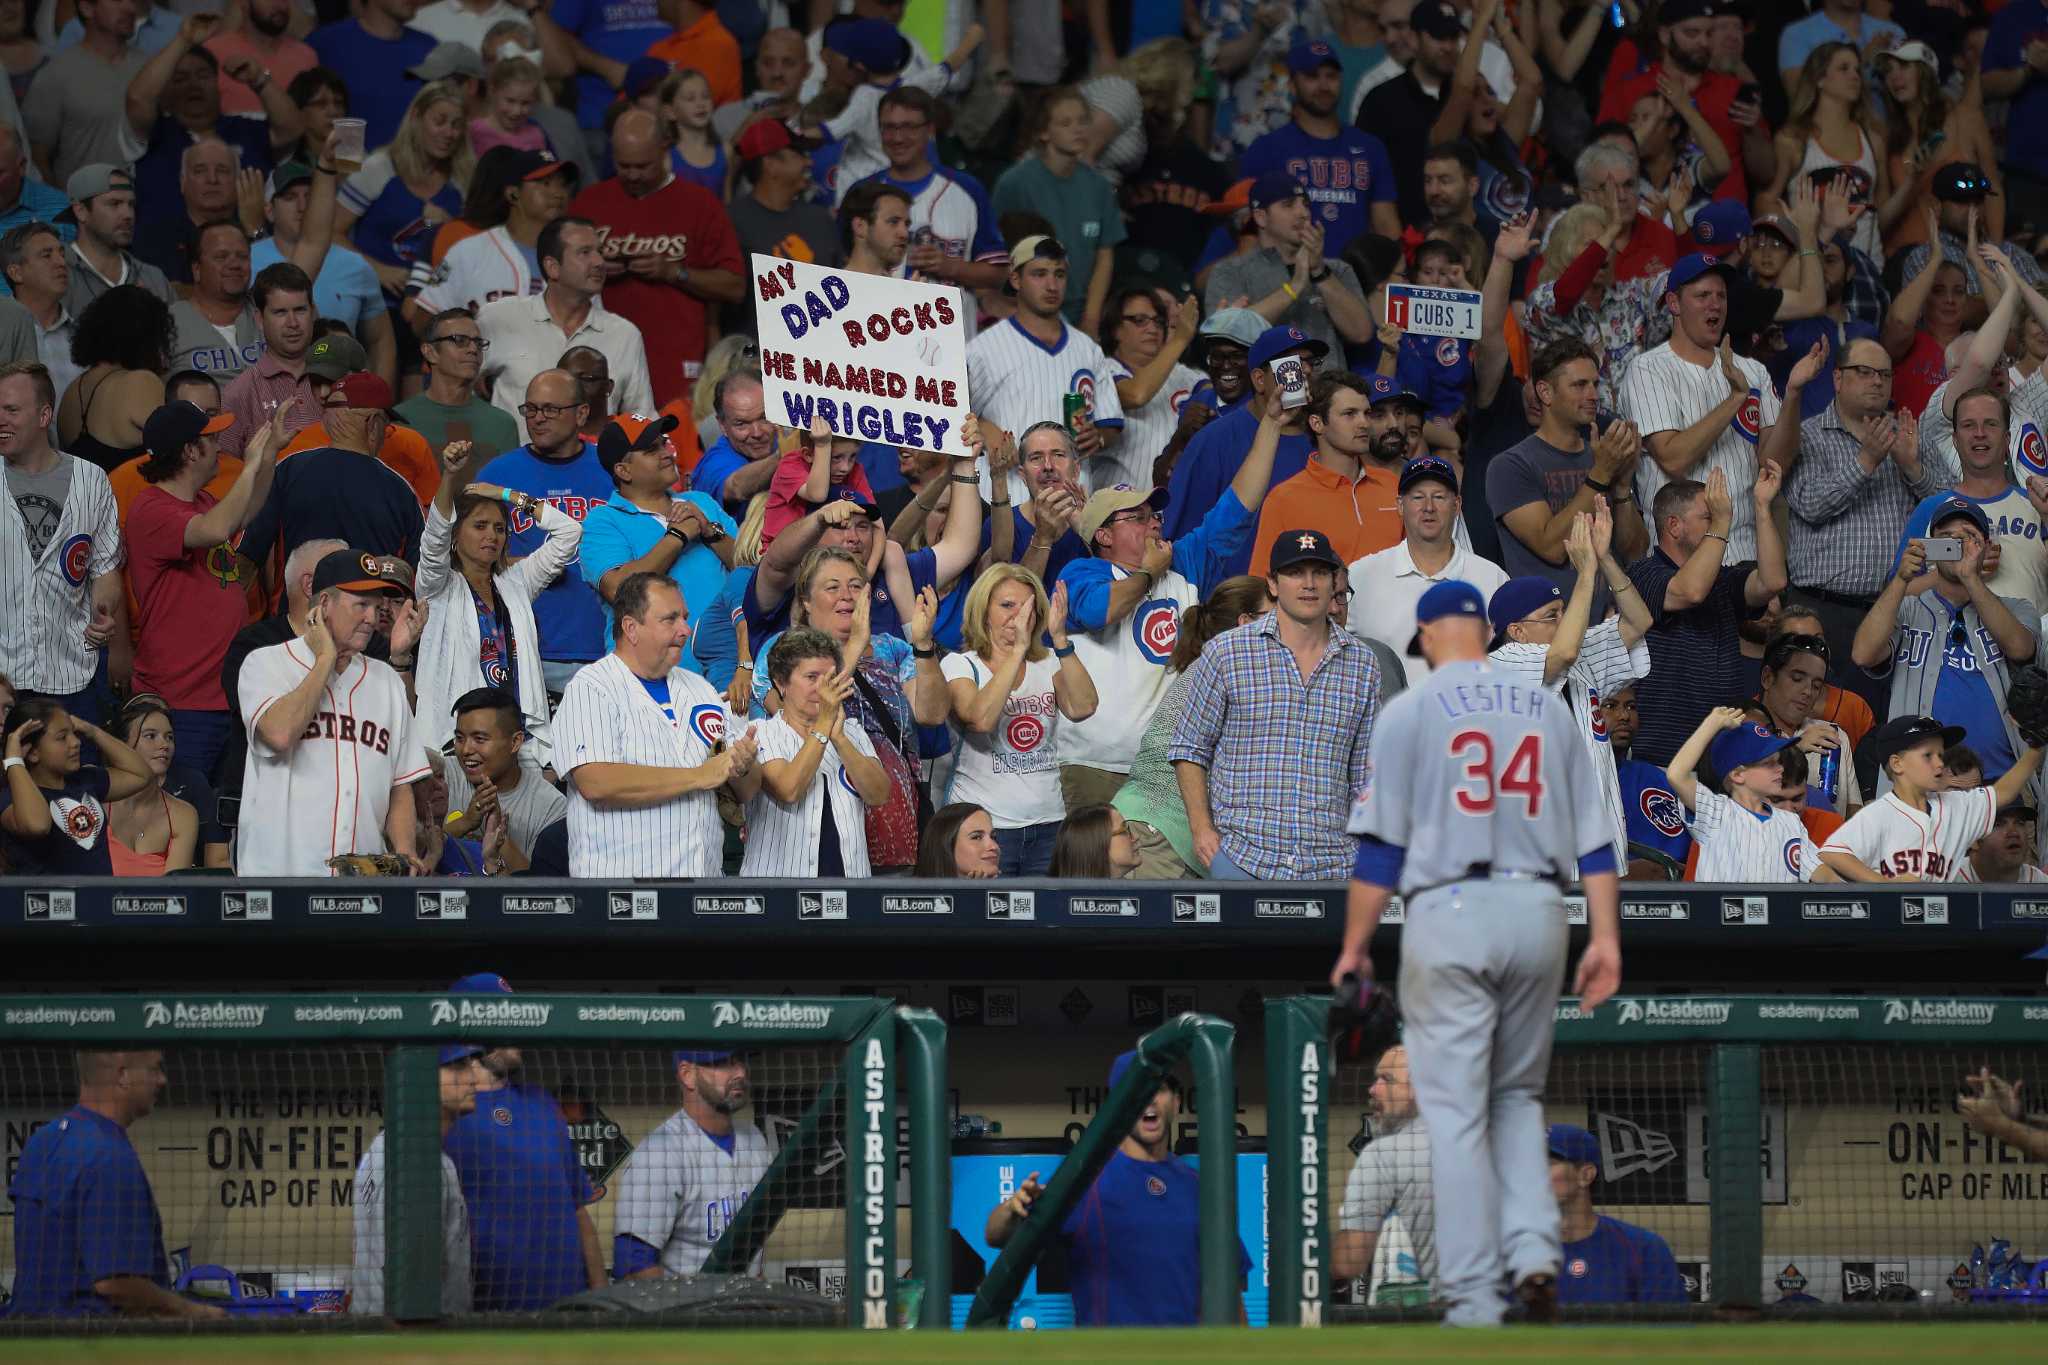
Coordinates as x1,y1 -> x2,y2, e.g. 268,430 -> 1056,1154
1166,612 -> 1379,878
1,452 -> 121,693
1102,359 -> 1202,494
740,711 -> 880,877
1899,230 -> 2048,299
1688,788 -> 1817,882
965,318 -> 1127,503
1787,400 -> 1953,597
1868,588 -> 2042,804
1618,340 -> 1781,562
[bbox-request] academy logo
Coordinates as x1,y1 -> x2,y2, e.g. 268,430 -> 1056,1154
142,1000 -> 269,1029
59,532 -> 93,586
1132,598 -> 1180,664
1615,999 -> 1732,1026
1594,1112 -> 1677,1179
1640,787 -> 1686,837
426,998 -> 553,1027
1005,711 -> 1045,752
1880,998 -> 1996,1025
709,1000 -> 833,1029
2019,422 -> 2048,479
687,703 -> 725,749
1734,389 -> 1762,446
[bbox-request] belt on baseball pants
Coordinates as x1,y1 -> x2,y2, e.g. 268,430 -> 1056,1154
1406,863 -> 1561,901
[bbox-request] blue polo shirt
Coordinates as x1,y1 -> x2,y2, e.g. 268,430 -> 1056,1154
692,433 -> 751,509
1162,404 -> 1312,577
251,236 -> 385,339
5,1106 -> 169,1317
578,490 -> 737,674
1058,1150 -> 1249,1327
479,441 -> 612,664
695,565 -> 753,689
1558,1214 -> 1688,1304
444,1083 -> 596,1312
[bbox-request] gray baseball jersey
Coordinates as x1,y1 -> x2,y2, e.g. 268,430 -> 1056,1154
1338,1115 -> 1437,1292
611,1108 -> 776,1276
350,1137 -> 470,1316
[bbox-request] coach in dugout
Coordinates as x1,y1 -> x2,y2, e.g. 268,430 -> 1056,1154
1546,1124 -> 1687,1305
611,1049 -> 773,1278
1334,1043 -> 1436,1303
441,972 -> 606,1310
5,1051 -> 223,1320
983,1051 -> 1249,1326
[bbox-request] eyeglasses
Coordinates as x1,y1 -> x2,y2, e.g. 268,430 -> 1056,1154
1108,508 -> 1162,527
1331,587 -> 1354,605
518,402 -> 582,419
1120,313 -> 1164,329
430,334 -> 489,351
1838,363 -> 1891,380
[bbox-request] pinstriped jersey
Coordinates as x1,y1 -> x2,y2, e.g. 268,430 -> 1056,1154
611,1109 -> 774,1276
1,453 -> 122,693
1618,341 -> 1781,562
965,318 -> 1127,504
1687,788 -> 1817,881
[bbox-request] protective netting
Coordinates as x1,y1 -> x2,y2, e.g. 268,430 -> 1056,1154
1324,1041 -> 2047,1314
0,1042 -> 851,1325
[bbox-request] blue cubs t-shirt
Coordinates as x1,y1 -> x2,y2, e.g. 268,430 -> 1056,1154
444,1083 -> 597,1312
479,442 -> 615,665
5,1106 -> 169,1316
1059,1150 -> 1249,1326
1236,123 -> 1397,254
1558,1214 -> 1688,1304
1396,333 -> 1475,420
1616,756 -> 1693,867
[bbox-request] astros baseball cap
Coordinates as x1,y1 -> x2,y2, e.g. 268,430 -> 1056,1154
1078,483 -> 1168,549
1928,495 -> 1992,539
332,372 -> 394,411
306,333 -> 370,382
1287,38 -> 1341,74
1547,1124 -> 1601,1167
1869,715 -> 1967,767
439,1043 -> 486,1065
142,401 -> 233,459
1667,252 -> 1737,294
1250,169 -> 1308,211
408,40 -> 485,82
449,972 -> 512,994
1487,576 -> 1564,646
1399,454 -> 1458,494
674,1049 -> 737,1066
508,148 -> 576,184
1248,323 -> 1329,370
1708,722 -> 1800,777
1690,200 -> 1751,257
1269,528 -> 1343,575
311,547 -> 409,598
596,412 -> 679,474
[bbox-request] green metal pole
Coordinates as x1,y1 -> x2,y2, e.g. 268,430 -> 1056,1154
1184,1013 -> 1239,1326
1708,1042 -> 1763,1309
382,1045 -> 442,1321
701,1075 -> 844,1275
845,1013 -> 897,1329
896,1006 -> 951,1329
1264,997 -> 1330,1327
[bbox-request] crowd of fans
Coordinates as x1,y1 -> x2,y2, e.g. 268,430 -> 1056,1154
2,0 -> 2048,884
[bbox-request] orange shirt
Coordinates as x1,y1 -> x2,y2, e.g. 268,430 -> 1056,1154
1816,683 -> 1875,751
654,395 -> 706,479
279,422 -> 439,507
645,13 -> 743,106
1248,458 -> 1404,576
110,454 -> 262,641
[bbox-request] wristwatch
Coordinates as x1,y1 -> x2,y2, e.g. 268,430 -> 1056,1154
809,729 -> 830,747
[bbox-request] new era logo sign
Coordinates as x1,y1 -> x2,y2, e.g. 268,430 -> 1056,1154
1901,896 -> 1948,925
609,890 -> 657,921
1594,1111 -> 1678,1179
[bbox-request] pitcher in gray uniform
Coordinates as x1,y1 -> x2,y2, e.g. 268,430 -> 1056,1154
1331,579 -> 1623,1327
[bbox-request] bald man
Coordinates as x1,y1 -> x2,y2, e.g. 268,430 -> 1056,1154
569,110 -> 745,408
713,27 -> 809,142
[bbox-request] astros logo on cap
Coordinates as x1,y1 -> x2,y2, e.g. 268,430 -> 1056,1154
1641,787 -> 1686,838
360,553 -> 380,576
1132,599 -> 1180,664
59,533 -> 93,587
687,703 -> 726,749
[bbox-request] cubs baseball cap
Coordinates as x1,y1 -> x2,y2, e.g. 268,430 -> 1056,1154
1927,495 -> 1992,539
1748,215 -> 1797,250
408,40 -> 485,82
1287,37 -> 1341,74
1249,324 -> 1329,370
1250,168 -> 1308,210
332,371 -> 394,411
1415,579 -> 1486,627
824,17 -> 910,74
622,55 -> 670,99
1869,715 -> 1967,767
1399,454 -> 1458,494
1201,178 -> 1253,219
306,332 -> 370,381
1078,483 -> 1169,549
1409,0 -> 1466,40
1667,252 -> 1736,294
508,148 -> 575,184
1708,722 -> 1800,777
1269,528 -> 1344,575
264,160 -> 314,203
1932,163 -> 1996,203
1365,373 -> 1424,412
674,1049 -> 737,1066
1487,576 -> 1564,644
1547,1123 -> 1601,1167
440,1043 -> 485,1065
311,547 -> 409,598
827,484 -> 881,519
142,401 -> 232,459
449,972 -> 512,994
596,412 -> 679,474
1192,306 -> 1265,360
1107,1049 -> 1182,1095
1690,200 -> 1751,257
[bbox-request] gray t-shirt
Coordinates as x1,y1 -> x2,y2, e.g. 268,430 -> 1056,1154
63,244 -> 175,321
23,43 -> 149,187
1338,1117 -> 1437,1290
0,295 -> 36,367
1484,430 -> 1612,615
443,763 -> 569,859
168,299 -> 265,380
6,457 -> 71,561
1203,248 -> 1361,373
726,195 -> 843,323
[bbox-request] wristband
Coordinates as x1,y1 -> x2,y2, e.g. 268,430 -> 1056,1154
912,643 -> 938,658
389,655 -> 415,669
3,756 -> 22,772
1052,641 -> 1076,658
1281,281 -> 1299,300
498,488 -> 515,504
950,474 -> 978,485
1309,268 -> 1331,284
1583,475 -> 1612,493
1702,532 -> 1728,543
664,525 -> 689,543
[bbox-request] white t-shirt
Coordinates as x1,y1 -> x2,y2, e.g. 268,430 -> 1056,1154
939,651 -> 1064,827
1347,540 -> 1511,684
740,712 -> 880,876
350,1137 -> 470,1316
611,1108 -> 775,1276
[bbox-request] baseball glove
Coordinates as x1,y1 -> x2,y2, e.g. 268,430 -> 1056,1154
2010,667 -> 2048,748
1329,974 -> 1400,1064
327,853 -> 410,878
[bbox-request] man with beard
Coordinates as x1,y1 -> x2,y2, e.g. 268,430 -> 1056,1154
23,0 -> 149,188
1334,1044 -> 1437,1304
1204,173 -> 1372,376
60,165 -> 172,316
985,1051 -> 1249,1325
205,0 -> 317,119
1597,0 -> 1767,208
1240,39 -> 1400,256
612,1049 -> 773,1278
840,178 -> 909,280
1899,166 -> 2047,314
440,971 -> 604,1310
218,263 -> 316,456
124,13 -> 299,218
1348,455 -> 1508,683
1253,372 -> 1417,571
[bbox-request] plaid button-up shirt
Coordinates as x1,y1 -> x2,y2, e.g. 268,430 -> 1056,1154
1786,400 -> 1955,597
1167,611 -> 1380,879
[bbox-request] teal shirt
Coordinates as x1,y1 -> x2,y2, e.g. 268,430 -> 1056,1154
990,157 -> 1127,324
393,393 -> 521,460
1333,41 -> 1385,125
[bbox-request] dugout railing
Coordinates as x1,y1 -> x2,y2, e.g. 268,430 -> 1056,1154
0,993 -> 951,1330
1267,993 -> 2048,1325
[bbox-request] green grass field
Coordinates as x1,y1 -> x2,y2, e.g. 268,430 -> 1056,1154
2,1323 -> 2040,1364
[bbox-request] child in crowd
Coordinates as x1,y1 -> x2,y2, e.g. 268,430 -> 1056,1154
662,68 -> 727,197
472,58 -> 550,157
1665,707 -> 1819,882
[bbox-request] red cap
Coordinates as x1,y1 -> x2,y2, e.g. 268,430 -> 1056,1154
1203,178 -> 1253,218
331,371 -> 394,411
736,118 -> 796,161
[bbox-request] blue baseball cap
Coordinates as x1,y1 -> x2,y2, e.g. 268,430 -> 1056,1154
1690,200 -> 1751,257
824,17 -> 910,73
622,55 -> 670,99
675,1049 -> 737,1066
1248,323 -> 1329,370
1287,37 -> 1341,73
1249,168 -> 1308,210
1708,722 -> 1799,777
1487,576 -> 1564,639
1399,454 -> 1458,494
1927,495 -> 1991,539
1667,252 -> 1736,294
449,972 -> 512,995
1365,372 -> 1425,411
439,1043 -> 485,1065
826,484 -> 880,519
1548,1123 -> 1600,1166
1415,579 -> 1486,626
1107,1049 -> 1182,1094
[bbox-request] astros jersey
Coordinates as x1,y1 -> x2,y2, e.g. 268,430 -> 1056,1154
1101,360 -> 1203,494
0,453 -> 122,693
412,225 -> 540,315
740,711 -> 880,876
350,1137 -> 471,1316
1345,658 -> 1611,893
235,641 -> 430,876
965,318 -> 1126,503
1687,788 -> 1816,882
552,653 -> 736,877
1821,784 -> 1999,880
1488,618 -> 1651,862
1618,341 -> 1780,562
1237,124 -> 1397,253
610,1108 -> 774,1277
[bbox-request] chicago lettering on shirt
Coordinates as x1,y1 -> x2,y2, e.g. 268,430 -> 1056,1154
188,340 -> 267,371
301,711 -> 395,752
1895,623 -> 2004,671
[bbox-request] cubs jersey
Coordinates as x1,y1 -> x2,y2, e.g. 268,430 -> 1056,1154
1618,341 -> 1780,562
1821,785 -> 1999,880
235,641 -> 431,876
552,653 -> 736,878
965,318 -> 1126,504
740,711 -> 881,876
611,1108 -> 774,1276
1101,360 -> 1203,494
412,225 -> 541,316
1487,618 -> 1652,863
350,1137 -> 470,1316
863,166 -> 1005,344
1616,756 -> 1693,867
1687,788 -> 1816,882
1,453 -> 122,692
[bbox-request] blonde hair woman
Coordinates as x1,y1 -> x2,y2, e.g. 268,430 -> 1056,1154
337,79 -> 478,296
914,562 -> 1096,875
